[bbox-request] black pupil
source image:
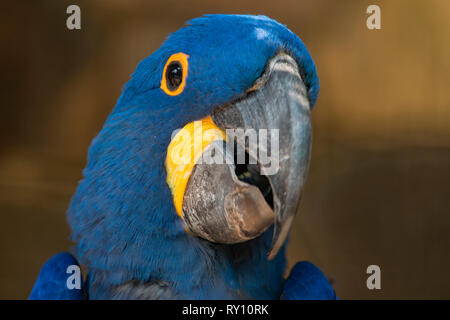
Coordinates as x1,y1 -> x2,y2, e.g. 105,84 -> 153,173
166,62 -> 183,90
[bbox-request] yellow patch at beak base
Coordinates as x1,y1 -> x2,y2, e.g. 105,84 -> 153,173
165,116 -> 226,217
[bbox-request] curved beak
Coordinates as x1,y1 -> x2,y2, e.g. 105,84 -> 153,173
182,52 -> 312,260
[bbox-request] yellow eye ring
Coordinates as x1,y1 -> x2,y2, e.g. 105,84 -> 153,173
161,52 -> 189,96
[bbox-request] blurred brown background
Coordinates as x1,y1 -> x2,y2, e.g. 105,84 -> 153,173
1,0 -> 449,299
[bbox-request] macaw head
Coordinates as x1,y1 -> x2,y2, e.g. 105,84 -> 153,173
68,14 -> 318,288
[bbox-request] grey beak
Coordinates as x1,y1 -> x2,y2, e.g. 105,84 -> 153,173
183,52 -> 312,259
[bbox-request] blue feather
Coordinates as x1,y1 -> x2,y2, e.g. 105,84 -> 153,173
282,261 -> 337,300
29,252 -> 85,300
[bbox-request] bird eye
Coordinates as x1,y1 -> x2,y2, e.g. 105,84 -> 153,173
166,62 -> 183,90
161,53 -> 189,96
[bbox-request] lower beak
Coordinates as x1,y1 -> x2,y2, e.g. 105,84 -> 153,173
182,53 -> 312,259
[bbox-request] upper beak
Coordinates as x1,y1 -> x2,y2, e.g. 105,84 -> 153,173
212,52 -> 312,259
181,52 -> 312,260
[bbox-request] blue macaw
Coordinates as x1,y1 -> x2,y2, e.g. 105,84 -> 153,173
29,14 -> 336,300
